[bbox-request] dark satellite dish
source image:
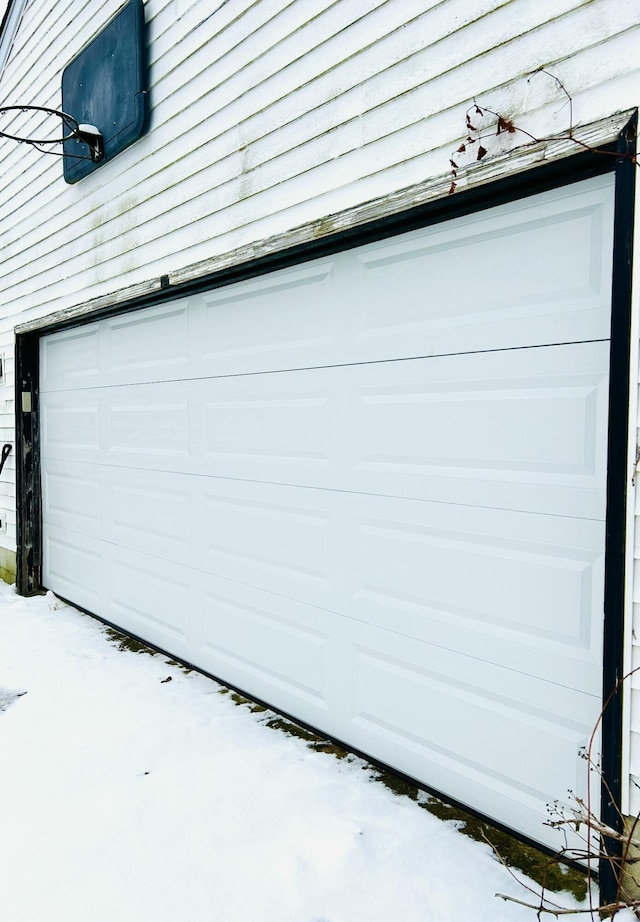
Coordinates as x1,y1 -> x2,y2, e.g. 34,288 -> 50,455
62,0 -> 148,183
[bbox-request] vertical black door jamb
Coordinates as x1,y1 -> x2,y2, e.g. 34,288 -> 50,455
15,331 -> 42,596
599,111 -> 637,904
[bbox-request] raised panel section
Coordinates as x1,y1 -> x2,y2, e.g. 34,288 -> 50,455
111,482 -> 191,547
108,400 -> 190,454
200,492 -> 333,596
107,304 -> 190,374
44,469 -> 101,523
200,261 -> 335,363
40,324 -> 100,391
41,400 -> 100,450
204,385 -> 332,467
44,531 -> 102,606
355,198 -> 611,349
199,581 -> 330,709
356,376 -> 601,476
108,556 -> 190,645
352,644 -> 592,810
353,508 -> 602,657
40,459 -> 605,701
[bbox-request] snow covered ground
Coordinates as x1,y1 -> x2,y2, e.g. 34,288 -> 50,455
0,585 -> 591,922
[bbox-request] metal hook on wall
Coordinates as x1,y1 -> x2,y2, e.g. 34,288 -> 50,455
0,444 -> 12,476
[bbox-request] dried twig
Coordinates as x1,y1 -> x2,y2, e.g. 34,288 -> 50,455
484,666 -> 640,919
448,68 -> 637,193
495,893 -> 632,918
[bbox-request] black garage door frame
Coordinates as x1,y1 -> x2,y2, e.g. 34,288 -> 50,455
15,114 -> 637,899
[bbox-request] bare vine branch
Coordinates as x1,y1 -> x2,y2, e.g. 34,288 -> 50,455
485,665 -> 640,919
448,68 -> 637,193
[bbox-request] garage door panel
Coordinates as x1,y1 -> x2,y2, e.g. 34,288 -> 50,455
356,197 -> 612,342
42,521 -> 600,852
198,260 -> 336,368
108,398 -> 191,456
107,555 -> 192,649
198,490 -> 335,598
42,399 -> 101,451
43,458 -> 604,697
201,380 -> 333,470
354,498 -> 603,649
45,518 -> 596,808
350,598 -> 602,700
354,362 -> 608,485
45,529 -> 335,713
40,341 -> 609,520
43,461 -> 341,609
45,530 -> 103,611
197,582 -> 332,711
40,304 -> 193,393
346,494 -> 605,693
194,581 -> 596,848
352,507 -> 603,659
44,467 -> 102,525
44,525 -> 195,655
40,323 -> 101,391
351,638 -> 597,736
106,302 -> 191,375
351,644 -> 591,818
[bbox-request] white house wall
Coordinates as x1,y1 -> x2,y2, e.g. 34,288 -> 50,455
1,0 -> 640,806
1,2 -> 639,339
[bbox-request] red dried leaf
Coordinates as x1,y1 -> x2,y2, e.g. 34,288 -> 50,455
448,181 -> 457,195
476,144 -> 487,161
449,159 -> 459,170
457,143 -> 466,153
475,105 -> 484,116
466,120 -> 476,132
497,115 -> 516,134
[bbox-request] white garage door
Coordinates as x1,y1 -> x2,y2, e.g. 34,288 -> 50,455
40,174 -> 614,850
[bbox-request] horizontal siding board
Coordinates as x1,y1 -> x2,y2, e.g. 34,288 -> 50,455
151,0 -> 423,115
150,0 -> 284,62
153,0 -> 349,95
149,0 -> 542,123
3,1 -> 99,99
